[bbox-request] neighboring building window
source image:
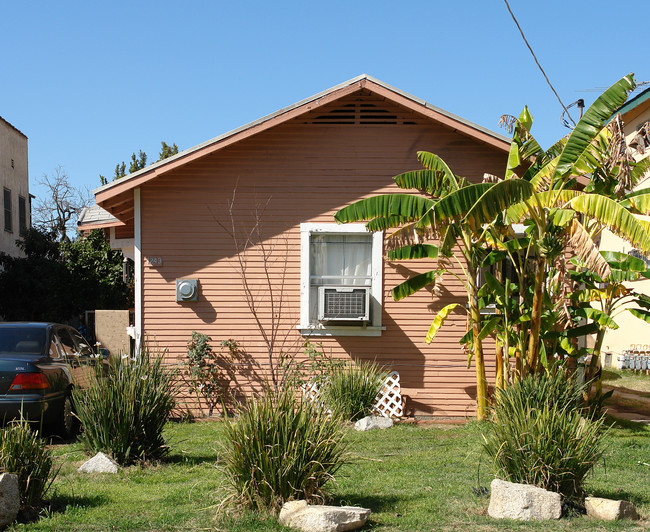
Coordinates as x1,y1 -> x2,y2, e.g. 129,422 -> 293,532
299,223 -> 383,336
3,188 -> 12,233
18,196 -> 27,234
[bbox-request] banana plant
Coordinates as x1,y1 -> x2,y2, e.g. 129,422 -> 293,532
335,73 -> 649,417
334,153 -> 527,420
568,252 -> 650,381
495,74 -> 650,375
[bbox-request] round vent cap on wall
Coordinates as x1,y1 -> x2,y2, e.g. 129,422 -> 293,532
176,279 -> 199,302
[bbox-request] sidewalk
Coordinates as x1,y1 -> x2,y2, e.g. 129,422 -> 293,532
603,386 -> 650,424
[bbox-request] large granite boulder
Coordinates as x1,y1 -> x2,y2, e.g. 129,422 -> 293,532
585,497 -> 639,521
279,500 -> 370,532
0,473 -> 20,528
488,479 -> 562,520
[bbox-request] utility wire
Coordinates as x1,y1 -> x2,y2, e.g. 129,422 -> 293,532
503,0 -> 576,127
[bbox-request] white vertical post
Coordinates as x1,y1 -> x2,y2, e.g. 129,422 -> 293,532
134,188 -> 142,355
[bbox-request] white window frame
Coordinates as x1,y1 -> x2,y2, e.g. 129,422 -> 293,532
299,223 -> 384,337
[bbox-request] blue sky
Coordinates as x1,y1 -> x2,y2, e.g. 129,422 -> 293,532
2,1 -> 649,203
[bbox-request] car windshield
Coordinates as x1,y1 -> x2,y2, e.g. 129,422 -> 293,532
0,328 -> 47,356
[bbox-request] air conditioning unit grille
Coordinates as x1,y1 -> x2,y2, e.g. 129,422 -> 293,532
319,287 -> 370,321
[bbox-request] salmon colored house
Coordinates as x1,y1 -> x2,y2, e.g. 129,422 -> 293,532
86,75 -> 510,418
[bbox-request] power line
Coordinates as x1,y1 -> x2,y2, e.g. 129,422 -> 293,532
503,0 -> 576,127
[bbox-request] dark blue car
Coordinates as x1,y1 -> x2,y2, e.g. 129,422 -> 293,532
0,322 -> 106,437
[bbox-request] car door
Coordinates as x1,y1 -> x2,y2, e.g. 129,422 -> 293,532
55,327 -> 93,388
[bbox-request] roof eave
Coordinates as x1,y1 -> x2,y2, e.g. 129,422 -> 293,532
95,74 -> 510,205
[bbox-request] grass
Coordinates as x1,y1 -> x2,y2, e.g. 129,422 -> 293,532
6,420 -> 650,531
602,369 -> 650,396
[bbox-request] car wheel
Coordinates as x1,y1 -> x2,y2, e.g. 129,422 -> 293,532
59,395 -> 79,439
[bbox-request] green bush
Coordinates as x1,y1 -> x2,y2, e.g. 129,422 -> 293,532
221,385 -> 348,511
0,418 -> 54,511
73,343 -> 177,465
482,371 -> 606,501
322,361 -> 387,422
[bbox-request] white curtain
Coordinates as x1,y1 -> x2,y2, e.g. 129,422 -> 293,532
309,234 -> 372,322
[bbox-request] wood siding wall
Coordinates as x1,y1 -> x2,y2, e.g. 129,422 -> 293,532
140,94 -> 506,417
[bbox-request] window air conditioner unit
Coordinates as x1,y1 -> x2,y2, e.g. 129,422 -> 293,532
318,286 -> 370,321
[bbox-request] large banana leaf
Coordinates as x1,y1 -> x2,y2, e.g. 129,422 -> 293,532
425,303 -> 460,343
570,194 -> 650,254
366,215 -> 413,232
463,179 -> 535,230
629,308 -> 650,324
504,190 -> 580,223
393,169 -> 456,197
621,184 -> 650,215
392,269 -> 445,301
568,218 -> 611,279
388,244 -> 439,260
416,151 -> 461,189
553,74 -> 635,180
415,183 -> 493,228
528,154 -> 559,191
600,250 -> 647,272
335,194 -> 434,224
571,307 -> 618,329
478,316 -> 501,341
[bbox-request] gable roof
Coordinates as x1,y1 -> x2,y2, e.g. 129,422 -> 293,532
91,74 -> 510,225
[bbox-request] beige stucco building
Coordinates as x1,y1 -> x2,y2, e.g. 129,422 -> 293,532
0,116 -> 29,256
598,88 -> 650,362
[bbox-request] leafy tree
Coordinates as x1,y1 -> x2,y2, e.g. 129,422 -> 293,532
158,141 -> 179,161
60,229 -> 132,311
99,141 -> 178,185
0,228 -> 75,321
0,228 -> 130,322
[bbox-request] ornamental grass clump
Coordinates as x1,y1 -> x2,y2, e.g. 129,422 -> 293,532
0,418 -> 54,511
482,371 -> 607,501
322,360 -> 387,421
221,385 -> 348,512
73,342 -> 177,466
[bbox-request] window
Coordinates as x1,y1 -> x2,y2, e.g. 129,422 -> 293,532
18,196 -> 27,234
299,223 -> 383,336
3,188 -> 11,233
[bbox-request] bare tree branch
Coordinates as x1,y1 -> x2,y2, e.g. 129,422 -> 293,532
33,166 -> 92,242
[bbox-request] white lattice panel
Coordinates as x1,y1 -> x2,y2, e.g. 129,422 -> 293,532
301,370 -> 403,419
373,371 -> 403,418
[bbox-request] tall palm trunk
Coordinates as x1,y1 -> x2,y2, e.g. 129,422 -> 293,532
467,267 -> 488,420
526,254 -> 546,374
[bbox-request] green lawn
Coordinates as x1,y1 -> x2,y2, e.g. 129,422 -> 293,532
9,420 -> 650,531
603,369 -> 650,396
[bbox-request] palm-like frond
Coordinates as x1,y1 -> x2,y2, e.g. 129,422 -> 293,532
425,303 -> 460,343
416,151 -> 461,189
568,219 -> 612,279
334,194 -> 434,224
570,193 -> 650,254
553,74 -> 635,180
366,215 -> 413,232
392,269 -> 445,301
504,190 -> 581,223
387,244 -> 439,261
393,170 -> 456,197
463,179 -> 535,230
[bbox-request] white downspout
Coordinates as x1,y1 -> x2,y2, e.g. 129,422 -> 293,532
134,188 -> 142,355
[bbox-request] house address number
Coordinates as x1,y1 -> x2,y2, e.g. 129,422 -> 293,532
145,256 -> 163,267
